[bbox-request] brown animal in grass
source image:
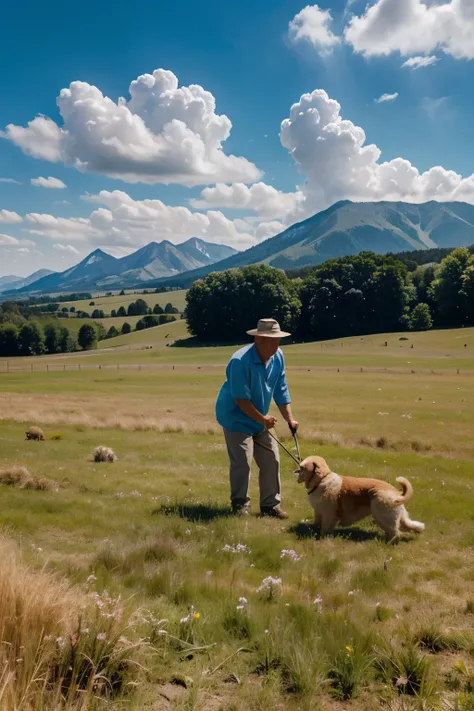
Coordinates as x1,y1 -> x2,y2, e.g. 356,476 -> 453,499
296,455 -> 425,541
25,426 -> 44,441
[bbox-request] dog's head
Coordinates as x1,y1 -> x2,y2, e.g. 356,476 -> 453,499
295,456 -> 331,490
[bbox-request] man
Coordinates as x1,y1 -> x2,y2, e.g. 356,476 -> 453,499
215,318 -> 298,519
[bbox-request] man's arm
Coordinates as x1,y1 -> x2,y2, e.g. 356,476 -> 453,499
235,399 -> 276,429
274,353 -> 298,431
278,403 -> 298,432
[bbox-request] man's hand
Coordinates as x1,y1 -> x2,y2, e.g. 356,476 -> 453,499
288,419 -> 299,434
263,415 -> 277,429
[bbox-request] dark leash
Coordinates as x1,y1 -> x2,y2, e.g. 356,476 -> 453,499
266,425 -> 301,467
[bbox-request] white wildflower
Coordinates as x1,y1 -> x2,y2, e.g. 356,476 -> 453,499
257,576 -> 282,601
96,632 -> 106,641
56,637 -> 65,649
220,543 -> 251,554
236,596 -> 248,610
86,574 -> 97,584
281,549 -> 303,562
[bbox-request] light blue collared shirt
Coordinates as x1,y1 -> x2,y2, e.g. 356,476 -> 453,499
215,343 -> 291,435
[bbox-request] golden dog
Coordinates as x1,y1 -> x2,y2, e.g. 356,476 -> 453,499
296,456 -> 425,540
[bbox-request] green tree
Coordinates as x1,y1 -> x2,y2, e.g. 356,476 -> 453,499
119,289 -> 125,296
91,309 -> 105,319
59,327 -> 76,353
409,303 -> 433,331
430,248 -> 472,326
70,306 -> 76,313
186,264 -> 300,341
78,324 -> 97,350
153,303 -> 164,314
43,322 -> 62,354
135,298 -> 149,315
127,302 -> 138,316
61,306 -> 68,313
18,322 -> 45,355
0,324 -> 20,356
106,326 -> 119,339
121,322 -> 131,334
164,302 -> 179,314
159,314 -> 177,325
111,309 -> 117,318
117,306 -> 127,317
460,263 -> 474,325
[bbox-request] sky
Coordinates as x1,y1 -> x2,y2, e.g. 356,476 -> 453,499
1,0 -> 474,277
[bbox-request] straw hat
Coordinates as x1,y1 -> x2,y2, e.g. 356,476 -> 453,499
246,318 -> 291,338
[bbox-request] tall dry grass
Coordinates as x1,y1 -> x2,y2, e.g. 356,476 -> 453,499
0,537 -> 149,710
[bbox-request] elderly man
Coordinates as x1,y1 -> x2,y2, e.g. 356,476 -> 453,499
215,318 -> 298,519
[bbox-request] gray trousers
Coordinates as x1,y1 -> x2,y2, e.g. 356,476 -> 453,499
223,428 -> 281,509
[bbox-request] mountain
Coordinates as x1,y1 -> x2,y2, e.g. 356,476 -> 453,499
9,239 -> 238,294
0,269 -> 56,293
144,200 -> 474,288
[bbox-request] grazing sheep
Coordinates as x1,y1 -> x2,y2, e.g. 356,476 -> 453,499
93,446 -> 117,463
25,426 -> 45,441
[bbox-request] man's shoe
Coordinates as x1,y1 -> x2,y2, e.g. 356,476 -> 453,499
232,503 -> 250,516
260,505 -> 289,520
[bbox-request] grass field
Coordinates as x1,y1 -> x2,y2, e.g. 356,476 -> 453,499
1,326 -> 474,710
56,289 -> 187,314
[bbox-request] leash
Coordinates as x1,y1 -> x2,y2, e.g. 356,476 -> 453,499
267,427 -> 301,466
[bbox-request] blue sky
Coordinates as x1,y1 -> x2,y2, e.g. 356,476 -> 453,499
1,0 -> 474,276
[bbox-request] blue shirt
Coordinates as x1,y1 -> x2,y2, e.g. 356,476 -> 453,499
215,344 -> 291,435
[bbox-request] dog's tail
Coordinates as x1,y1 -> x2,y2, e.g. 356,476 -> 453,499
394,477 -> 413,505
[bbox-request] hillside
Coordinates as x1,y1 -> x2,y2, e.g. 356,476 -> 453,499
146,200 -> 474,288
0,269 -> 55,293
9,239 -> 237,294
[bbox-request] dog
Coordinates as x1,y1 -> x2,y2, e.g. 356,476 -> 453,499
296,455 -> 425,541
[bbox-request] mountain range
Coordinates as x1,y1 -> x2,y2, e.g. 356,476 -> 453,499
7,238 -> 237,295
3,200 -> 474,295
143,200 -> 474,288
0,269 -> 55,293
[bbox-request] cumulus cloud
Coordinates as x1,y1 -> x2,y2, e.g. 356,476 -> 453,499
401,55 -> 439,69
0,178 -> 21,184
375,92 -> 399,103
344,0 -> 474,60
53,243 -> 81,256
190,182 -> 303,219
4,69 -> 261,187
31,176 -> 67,189
23,189 -> 275,251
0,234 -> 36,248
0,209 -> 22,224
289,4 -> 340,54
279,88 -> 474,220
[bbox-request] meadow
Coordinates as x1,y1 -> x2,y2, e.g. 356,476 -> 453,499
1,324 -> 474,710
56,289 -> 188,314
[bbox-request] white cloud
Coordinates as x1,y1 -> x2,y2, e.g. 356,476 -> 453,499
53,243 -> 81,256
0,209 -> 22,224
190,182 -> 303,219
375,92 -> 399,103
279,88 -> 474,220
4,69 -> 261,187
401,55 -> 439,69
344,0 -> 474,60
24,189 -> 265,251
0,178 -> 21,184
31,176 -> 67,189
0,234 -> 36,248
289,4 -> 340,54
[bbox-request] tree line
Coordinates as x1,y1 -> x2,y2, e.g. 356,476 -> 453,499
186,248 -> 474,342
30,298 -> 180,320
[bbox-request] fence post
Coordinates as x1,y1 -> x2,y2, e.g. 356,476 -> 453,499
79,364 -> 81,371
47,364 -> 49,372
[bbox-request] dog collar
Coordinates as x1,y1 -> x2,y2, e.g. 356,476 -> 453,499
307,481 -> 320,495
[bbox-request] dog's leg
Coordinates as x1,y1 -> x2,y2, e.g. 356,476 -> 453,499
320,513 -> 337,537
371,500 -> 400,542
399,506 -> 425,533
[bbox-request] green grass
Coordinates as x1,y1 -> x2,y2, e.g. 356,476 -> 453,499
1,325 -> 474,709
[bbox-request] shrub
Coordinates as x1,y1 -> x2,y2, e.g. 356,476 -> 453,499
121,322 -> 131,335
409,303 -> 433,331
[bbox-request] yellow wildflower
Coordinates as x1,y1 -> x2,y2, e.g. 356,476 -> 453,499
193,612 -> 201,620
345,645 -> 353,654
